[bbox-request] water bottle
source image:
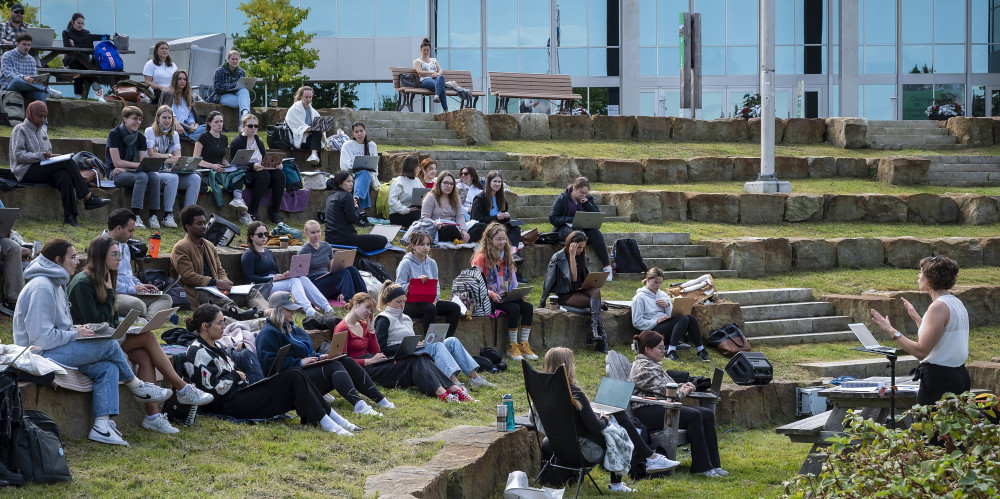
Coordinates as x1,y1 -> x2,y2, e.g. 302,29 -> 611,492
185,404 -> 198,426
502,394 -> 515,431
149,232 -> 161,258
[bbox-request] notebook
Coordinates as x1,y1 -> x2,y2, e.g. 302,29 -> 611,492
423,324 -> 449,344
25,27 -> 55,45
848,323 -> 898,355
332,249 -> 356,269
671,296 -> 697,316
570,211 -> 605,230
407,278 -> 437,303
288,253 -> 312,278
310,116 -> 335,133
310,331 -> 349,366
387,335 -> 422,360
369,224 -> 401,240
127,307 -> 180,335
590,377 -> 636,415
171,157 -> 202,172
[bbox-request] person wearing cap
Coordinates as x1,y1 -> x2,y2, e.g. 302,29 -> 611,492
256,291 -> 395,420
1,4 -> 33,45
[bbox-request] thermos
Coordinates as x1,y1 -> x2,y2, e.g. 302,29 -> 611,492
502,394 -> 515,431
149,233 -> 161,258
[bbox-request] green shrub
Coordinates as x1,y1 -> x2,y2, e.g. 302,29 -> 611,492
782,392 -> 1000,498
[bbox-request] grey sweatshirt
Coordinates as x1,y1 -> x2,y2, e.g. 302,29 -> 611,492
630,286 -> 673,331
395,252 -> 440,300
13,256 -> 77,351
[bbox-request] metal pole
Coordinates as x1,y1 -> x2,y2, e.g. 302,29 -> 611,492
760,0 -> 775,179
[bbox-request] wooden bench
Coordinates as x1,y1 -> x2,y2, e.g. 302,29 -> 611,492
389,67 -> 484,112
488,72 -> 582,114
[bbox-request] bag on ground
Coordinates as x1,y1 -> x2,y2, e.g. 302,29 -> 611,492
282,159 -> 303,192
612,238 -> 647,274
9,410 -> 71,483
0,90 -> 25,126
356,257 -> 392,283
707,323 -> 751,357
452,268 -> 492,317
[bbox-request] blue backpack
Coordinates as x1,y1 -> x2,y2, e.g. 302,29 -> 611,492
93,41 -> 123,71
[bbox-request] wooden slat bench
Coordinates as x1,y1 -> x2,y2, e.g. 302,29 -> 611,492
389,67 -> 484,112
488,72 -> 582,114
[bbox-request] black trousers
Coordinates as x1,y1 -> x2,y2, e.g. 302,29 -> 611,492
651,315 -> 704,348
916,363 -> 971,405
389,210 -> 421,228
301,132 -> 323,152
247,169 -> 286,217
558,226 -> 610,267
20,160 -> 90,219
608,411 -> 656,482
634,404 -> 720,473
362,354 -> 454,396
403,300 -> 462,337
493,299 -> 533,329
303,356 -> 384,406
336,233 -> 388,253
211,368 -> 331,425
438,225 -> 462,243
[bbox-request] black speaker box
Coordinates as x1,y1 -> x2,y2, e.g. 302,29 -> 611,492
205,214 -> 241,247
725,351 -> 773,385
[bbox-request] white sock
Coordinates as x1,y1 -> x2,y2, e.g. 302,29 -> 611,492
178,384 -> 191,395
125,377 -> 143,390
328,409 -> 353,429
233,189 -> 243,198
145,414 -> 158,420
508,330 -> 518,345
519,328 -> 531,343
666,346 -> 677,354
696,346 -> 705,352
319,415 -> 340,433
96,415 -> 110,423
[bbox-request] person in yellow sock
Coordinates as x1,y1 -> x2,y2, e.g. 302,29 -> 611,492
472,223 -> 536,360
519,326 -> 536,360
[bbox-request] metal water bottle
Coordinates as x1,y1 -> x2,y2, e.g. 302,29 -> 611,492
149,232 -> 161,258
185,404 -> 198,426
502,394 -> 515,431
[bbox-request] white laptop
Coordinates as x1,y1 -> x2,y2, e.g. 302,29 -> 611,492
26,27 -> 55,45
848,323 -> 898,355
590,377 -> 636,415
235,77 -> 257,91
369,224 -> 401,240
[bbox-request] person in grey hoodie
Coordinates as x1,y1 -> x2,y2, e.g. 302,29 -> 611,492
630,267 -> 709,362
13,239 -> 175,447
394,230 -> 461,337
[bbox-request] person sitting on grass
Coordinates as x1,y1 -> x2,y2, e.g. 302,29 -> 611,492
107,106 -> 162,229
539,230 -> 609,353
144,105 -> 200,227
386,155 -> 425,228
13,239 -> 177,447
472,222 -> 535,361
184,303 -> 353,434
298,219 -> 367,302
421,170 -> 470,244
337,292 -> 475,402
285,85 -> 324,166
240,220 -> 334,317
256,291 -> 394,421
549,176 -> 613,281
631,267 -> 709,362
324,171 -> 387,253
375,282 -> 492,389
68,235 -> 215,435
541,347 -> 680,493
394,230 -> 461,338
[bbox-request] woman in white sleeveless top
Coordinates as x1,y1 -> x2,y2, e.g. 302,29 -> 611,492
413,38 -> 448,112
871,256 -> 970,405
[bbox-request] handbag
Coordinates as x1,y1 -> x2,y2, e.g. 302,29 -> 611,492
520,228 -> 539,246
399,73 -> 419,88
707,323 -> 751,357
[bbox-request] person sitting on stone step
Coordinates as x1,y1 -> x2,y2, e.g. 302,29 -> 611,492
394,230 -> 461,338
631,267 -> 709,362
102,208 -> 174,321
468,170 -> 521,249
240,220 -> 334,316
471,222 -> 536,361
144,105 -> 200,227
285,85 -> 324,166
324,170 -> 387,253
298,219 -> 367,301
229,113 -> 285,224
107,106 -> 163,229
539,230 -> 609,352
386,155 -> 425,228
339,121 -> 379,224
549,176 -> 614,281
420,170 -> 469,244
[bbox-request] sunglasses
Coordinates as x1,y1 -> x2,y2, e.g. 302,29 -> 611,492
13,10 -> 24,14
254,232 -> 268,237
460,171 -> 469,175
245,124 -> 258,128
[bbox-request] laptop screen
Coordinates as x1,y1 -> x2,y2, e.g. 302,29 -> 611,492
848,323 -> 882,348
593,377 -> 635,409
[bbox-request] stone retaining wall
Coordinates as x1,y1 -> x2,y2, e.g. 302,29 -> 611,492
820,285 -> 1000,335
968,361 -> 1000,395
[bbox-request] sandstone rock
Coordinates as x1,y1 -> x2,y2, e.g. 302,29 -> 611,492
658,191 -> 688,221
877,156 -> 929,185
715,381 -> 798,428
784,194 -> 824,222
485,113 -> 519,140
774,156 -> 809,179
969,361 -> 1000,395
994,118 -> 1000,145
610,191 -> 662,223
731,157 -> 761,181
981,238 -> 1000,266
789,238 -> 837,270
548,114 -> 595,139
835,238 -> 884,268
782,118 -> 826,143
599,159 -> 644,184
821,293 -> 912,334
748,117 -> 784,143
905,193 -> 960,225
518,155 -> 580,187
705,118 -> 750,142
866,158 -> 880,177
948,193 -> 1000,225
824,117 -> 868,149
692,300 -> 745,336
947,117 -> 994,147
807,156 -> 837,178
515,113 -> 551,139
593,115 -> 637,140
644,158 -> 688,184
47,99 -> 122,129
435,108 -> 491,145
932,237 -> 983,267
738,193 -> 786,224
635,116 -> 672,141
882,237 -> 933,268
952,286 -> 1000,327
824,195 -> 865,221
574,157 -> 599,180
687,156 -> 734,181
862,194 -> 907,223
687,193 -> 739,223
23,384 -> 150,439
255,106 -> 288,127
836,157 -> 869,178
315,107 -> 356,131
702,238 -> 791,277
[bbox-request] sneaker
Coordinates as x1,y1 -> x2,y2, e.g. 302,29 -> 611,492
89,420 -> 129,446
697,349 -> 711,362
134,216 -> 146,229
519,341 -> 538,360
645,453 -> 681,472
453,388 -> 477,403
307,152 -> 320,165
467,376 -> 493,388
354,400 -> 383,417
148,215 -> 160,229
323,393 -> 336,405
375,398 -> 395,409
438,392 -> 461,403
665,351 -> 680,362
239,212 -> 253,226
130,381 -> 172,403
608,482 -> 636,493
433,95 -> 440,103
702,469 -> 724,478
162,214 -> 178,228
712,468 -> 729,476
0,300 -> 14,317
47,87 -> 62,98
507,342 -> 523,361
142,414 -> 180,434
176,385 -> 214,406
230,196 -> 248,210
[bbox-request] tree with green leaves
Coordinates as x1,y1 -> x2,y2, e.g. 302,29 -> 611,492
230,0 -> 319,106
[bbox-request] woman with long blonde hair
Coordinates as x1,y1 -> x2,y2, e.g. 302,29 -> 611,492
167,70 -> 205,141
421,170 -> 469,243
471,222 -> 534,360
144,105 -> 200,226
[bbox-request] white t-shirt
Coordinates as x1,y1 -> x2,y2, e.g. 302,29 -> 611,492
143,127 -> 180,154
142,60 -> 178,88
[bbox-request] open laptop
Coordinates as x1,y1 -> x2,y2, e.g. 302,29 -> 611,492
848,323 -> 899,355
571,212 -> 605,230
408,187 -> 431,206
128,307 -> 180,334
352,156 -> 379,172
501,286 -> 533,303
0,208 -> 19,237
423,323 -> 450,344
369,224 -> 401,240
310,116 -> 335,133
230,149 -> 255,166
261,151 -> 285,170
235,77 -> 257,91
240,344 -> 290,390
671,296 -> 697,316
580,272 -> 609,290
78,309 -> 142,341
590,377 -> 636,415
26,27 -> 55,45
365,335 -> 423,364
288,253 -> 312,278
311,331 -> 349,366
333,249 -> 356,268
136,156 -> 167,173
171,157 -> 202,173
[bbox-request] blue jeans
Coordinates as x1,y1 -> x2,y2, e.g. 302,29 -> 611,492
113,170 -> 161,210
6,78 -> 46,103
180,124 -> 206,142
42,339 -> 136,418
420,76 -> 448,111
310,266 -> 366,300
417,337 -> 478,378
158,172 -> 200,212
353,169 -> 374,209
219,89 -> 251,117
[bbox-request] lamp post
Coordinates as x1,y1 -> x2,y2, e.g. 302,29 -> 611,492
745,0 -> 791,194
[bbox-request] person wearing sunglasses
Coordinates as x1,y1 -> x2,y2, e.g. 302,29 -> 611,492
229,113 -> 285,224
0,4 -> 33,45
240,221 -> 334,317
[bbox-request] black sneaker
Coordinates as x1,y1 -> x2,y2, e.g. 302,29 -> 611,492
665,351 -> 680,362
697,349 -> 711,362
84,195 -> 110,210
0,460 -> 23,485
0,300 -> 14,317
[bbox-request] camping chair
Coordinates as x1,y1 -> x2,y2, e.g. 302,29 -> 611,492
521,359 -> 603,498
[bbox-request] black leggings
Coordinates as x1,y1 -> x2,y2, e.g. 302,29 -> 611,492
303,357 -> 385,407
210,368 -> 331,425
438,225 -> 463,243
608,411 -> 656,483
337,233 -> 388,253
916,363 -> 971,405
558,226 -> 610,267
634,404 -> 720,473
247,169 -> 286,217
403,300 -> 462,337
362,354 -> 455,396
651,315 -> 703,348
20,160 -> 90,219
493,299 -> 533,329
389,210 -> 421,228
302,132 -> 323,152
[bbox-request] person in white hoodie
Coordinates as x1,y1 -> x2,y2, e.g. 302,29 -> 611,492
394,230 -> 461,337
12,239 -> 180,446
386,155 -> 425,228
630,267 -> 710,362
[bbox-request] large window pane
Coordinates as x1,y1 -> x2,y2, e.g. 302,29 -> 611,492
519,0 -> 550,47
702,46 -> 726,75
74,0 -> 113,37
487,0 -> 517,46
902,45 -> 933,73
863,45 -> 895,73
446,0 -> 480,47
639,0 -> 656,46
449,49 -> 481,77
727,46 -> 758,75
640,47 -> 657,75
934,45 -> 965,73
41,0 -> 76,36
934,0 -> 964,44
227,0 -> 248,36
488,49 -> 518,72
376,0 -> 411,37
412,0 -> 428,37
557,0 -> 588,46
663,90 -> 679,116
972,44 -> 1000,73
776,46 -> 794,74
901,0 -> 932,44
639,91 -> 656,116
558,48 -> 587,76
520,48 -> 550,73
191,0 -> 227,37
775,90 -> 789,118
727,0 -> 758,45
119,0 -> 152,39
339,1 -> 373,37
589,47 -> 607,76
971,0 -> 989,44
776,0 -> 795,45
658,0 -> 687,46
862,84 -> 894,120
153,0 -> 188,39
589,0 -> 609,46
862,0 -> 894,44
696,0 -> 726,45
702,90 -> 724,119
658,46 -> 679,75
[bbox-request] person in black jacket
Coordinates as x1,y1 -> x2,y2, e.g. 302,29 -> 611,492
549,176 -> 613,280
324,170 -> 387,253
229,114 -> 285,223
469,170 -> 521,248
62,13 -> 98,99
539,230 -> 608,351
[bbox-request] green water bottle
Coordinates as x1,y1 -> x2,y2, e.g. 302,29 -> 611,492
502,394 -> 515,431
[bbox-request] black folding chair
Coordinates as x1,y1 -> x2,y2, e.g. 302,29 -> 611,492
521,359 -> 603,498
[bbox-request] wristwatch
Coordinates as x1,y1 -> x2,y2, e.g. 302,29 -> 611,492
892,330 -> 902,339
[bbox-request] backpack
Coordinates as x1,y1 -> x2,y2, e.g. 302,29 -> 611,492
612,238 -> 647,274
282,159 -> 303,192
355,257 -> 392,283
0,90 -> 24,126
266,122 -> 294,150
8,410 -> 71,483
451,267 -> 491,317
93,40 -> 123,71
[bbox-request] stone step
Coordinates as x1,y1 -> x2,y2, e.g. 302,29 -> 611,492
868,120 -> 945,128
507,181 -> 547,188
870,142 -> 968,151
714,288 -> 815,306
867,134 -> 958,145
798,355 -> 920,378
740,302 -> 835,321
386,128 -> 460,139
928,163 -> 1000,173
620,244 -> 707,258
379,138 -> 468,146
929,180 -> 1000,187
520,215 -> 631,225
433,159 -> 522,171
615,269 -> 739,281
354,110 -> 438,121
604,233 -> 692,245
928,155 -> 1000,164
742,316 -> 852,337
750,331 -> 857,346
515,204 -> 619,218
927,172 -> 1000,183
414,150 -> 512,161
363,119 -> 449,130
867,127 -> 950,136
642,257 -> 725,272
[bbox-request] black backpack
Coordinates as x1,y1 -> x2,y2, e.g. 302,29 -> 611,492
266,122 -> 294,150
8,410 -> 71,483
356,257 -> 392,283
612,238 -> 648,274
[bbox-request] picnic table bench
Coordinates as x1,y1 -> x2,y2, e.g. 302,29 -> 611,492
0,44 -> 139,87
389,67 -> 483,112
488,72 -> 582,114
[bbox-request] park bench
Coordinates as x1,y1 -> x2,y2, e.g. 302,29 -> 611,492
389,67 -> 483,112
488,72 -> 582,114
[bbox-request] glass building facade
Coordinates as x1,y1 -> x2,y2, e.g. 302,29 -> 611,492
22,0 -> 1000,118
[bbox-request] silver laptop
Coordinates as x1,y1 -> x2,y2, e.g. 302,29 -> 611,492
0,208 -> 19,237
423,323 -> 450,344
171,157 -> 202,172
352,156 -> 379,172
848,323 -> 898,355
26,27 -> 55,45
571,212 -> 605,230
230,149 -> 255,166
78,309 -> 142,341
590,377 -> 636,415
501,286 -> 533,303
235,77 -> 257,91
369,224 -> 401,240
408,187 -> 431,206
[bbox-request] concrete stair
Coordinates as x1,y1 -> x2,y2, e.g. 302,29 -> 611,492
350,111 -> 466,146
514,193 -> 631,226
927,155 -> 1000,187
714,288 -> 854,346
867,120 -> 965,150
595,232 -> 734,281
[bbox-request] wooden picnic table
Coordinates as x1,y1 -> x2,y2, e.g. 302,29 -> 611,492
0,44 -> 138,86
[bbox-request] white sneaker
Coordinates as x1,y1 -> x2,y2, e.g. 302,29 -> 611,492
142,413 -> 179,434
323,393 -> 336,405
239,212 -> 253,226
307,152 -> 320,165
134,216 -> 146,229
230,196 -> 248,210
354,400 -> 383,417
467,376 -> 494,388
130,381 -> 172,403
702,469 -> 724,478
162,214 -> 178,228
375,397 -> 395,409
176,385 -> 214,406
645,453 -> 681,472
335,427 -> 355,436
89,420 -> 129,446
47,87 -> 62,98
712,467 -> 729,476
148,215 -> 160,229
608,482 -> 636,493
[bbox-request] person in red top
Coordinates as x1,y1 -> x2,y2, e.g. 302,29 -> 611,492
336,292 -> 473,402
471,222 -> 536,361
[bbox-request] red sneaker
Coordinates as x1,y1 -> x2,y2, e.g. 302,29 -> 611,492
453,388 -> 477,403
